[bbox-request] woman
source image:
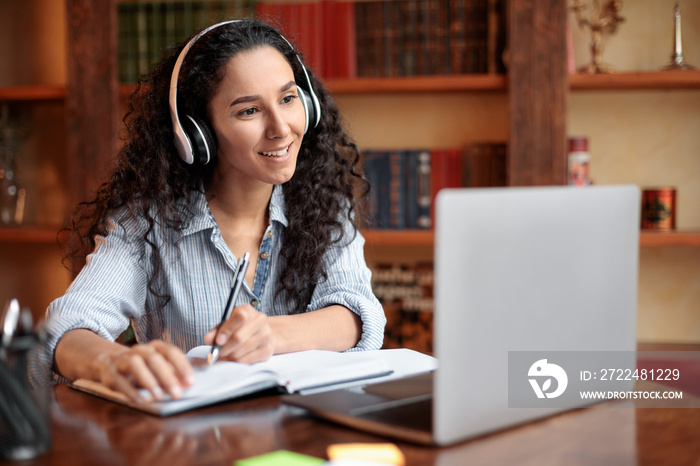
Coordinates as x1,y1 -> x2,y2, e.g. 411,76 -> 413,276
42,19 -> 385,402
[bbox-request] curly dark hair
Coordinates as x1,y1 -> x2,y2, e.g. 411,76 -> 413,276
62,19 -> 370,314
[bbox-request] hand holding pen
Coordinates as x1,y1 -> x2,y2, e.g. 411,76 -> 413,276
208,252 -> 250,365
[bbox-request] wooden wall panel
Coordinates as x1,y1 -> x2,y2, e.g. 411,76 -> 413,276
508,0 -> 568,186
65,0 -> 119,208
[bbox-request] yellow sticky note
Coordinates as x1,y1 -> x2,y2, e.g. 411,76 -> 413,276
327,443 -> 405,466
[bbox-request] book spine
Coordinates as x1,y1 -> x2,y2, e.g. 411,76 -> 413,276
487,0 -> 498,74
423,0 -> 439,74
383,0 -> 399,77
372,1 -> 385,77
429,149 -> 444,227
332,0 -> 357,78
400,0 -> 419,76
491,142 -> 508,186
117,3 -> 137,83
149,3 -> 163,68
388,150 -> 406,229
450,0 -> 467,74
462,142 -> 508,187
164,1 -> 176,48
404,150 -> 419,229
136,2 -> 149,77
309,1 -> 324,75
354,1 -> 368,77
496,0 -> 508,73
472,0 -> 488,73
416,150 -> 432,229
435,0 -> 451,75
362,150 -> 383,228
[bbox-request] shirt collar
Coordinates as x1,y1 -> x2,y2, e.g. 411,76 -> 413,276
181,184 -> 288,237
268,184 -> 288,227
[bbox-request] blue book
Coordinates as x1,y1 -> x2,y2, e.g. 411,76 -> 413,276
403,150 -> 432,229
387,150 -> 406,229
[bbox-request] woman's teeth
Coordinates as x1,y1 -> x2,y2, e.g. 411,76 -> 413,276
261,146 -> 288,157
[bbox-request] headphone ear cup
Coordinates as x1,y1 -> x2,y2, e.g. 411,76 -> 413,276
297,87 -> 315,135
180,114 -> 217,165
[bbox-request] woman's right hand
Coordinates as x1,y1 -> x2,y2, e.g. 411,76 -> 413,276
91,340 -> 195,403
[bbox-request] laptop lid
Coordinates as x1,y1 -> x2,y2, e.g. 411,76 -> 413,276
433,185 -> 640,444
283,185 -> 640,446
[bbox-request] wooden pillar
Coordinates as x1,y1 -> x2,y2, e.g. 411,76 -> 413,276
508,0 -> 568,186
65,0 -> 119,209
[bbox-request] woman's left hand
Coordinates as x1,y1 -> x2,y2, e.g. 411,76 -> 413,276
204,305 -> 275,364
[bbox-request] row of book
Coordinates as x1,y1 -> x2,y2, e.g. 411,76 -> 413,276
117,1 -> 258,84
117,0 -> 507,83
370,262 -> 434,353
117,0 -> 356,82
356,0 -> 507,77
362,142 -> 507,229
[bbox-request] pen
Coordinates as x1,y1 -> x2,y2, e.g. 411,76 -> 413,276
208,252 -> 250,365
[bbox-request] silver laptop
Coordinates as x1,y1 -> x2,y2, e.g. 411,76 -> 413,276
283,185 -> 640,446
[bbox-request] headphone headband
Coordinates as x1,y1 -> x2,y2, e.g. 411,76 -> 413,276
169,20 -> 321,165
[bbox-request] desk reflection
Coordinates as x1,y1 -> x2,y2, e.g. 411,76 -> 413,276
51,386 -> 284,465
28,383 -> 700,466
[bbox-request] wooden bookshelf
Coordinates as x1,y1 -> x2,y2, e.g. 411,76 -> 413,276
363,230 -> 434,247
0,85 -> 67,101
0,227 -> 62,244
119,70 -> 700,97
363,229 -> 700,249
639,231 -> 700,248
327,74 -> 507,94
11,227 -> 697,249
11,227 -> 699,248
570,70 -> 700,91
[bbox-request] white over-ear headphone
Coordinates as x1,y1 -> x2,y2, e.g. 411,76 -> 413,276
169,20 -> 321,165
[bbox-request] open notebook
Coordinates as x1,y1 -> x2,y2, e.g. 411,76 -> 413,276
70,346 -> 437,416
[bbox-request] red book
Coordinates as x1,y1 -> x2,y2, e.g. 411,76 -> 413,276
322,0 -> 357,78
430,148 -> 462,227
256,2 -> 324,76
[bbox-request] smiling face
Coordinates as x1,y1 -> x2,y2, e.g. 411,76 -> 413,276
207,46 -> 306,188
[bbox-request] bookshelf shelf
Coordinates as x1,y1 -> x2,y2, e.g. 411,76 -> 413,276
119,71 -> 700,97
363,230 -> 434,247
639,231 -> 700,248
0,85 -> 67,101
363,229 -> 700,248
0,227 -> 63,244
327,74 -> 507,94
119,74 -> 508,97
569,70 -> 700,91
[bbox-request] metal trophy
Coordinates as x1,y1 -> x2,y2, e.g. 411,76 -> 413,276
571,0 -> 625,74
662,2 -> 695,70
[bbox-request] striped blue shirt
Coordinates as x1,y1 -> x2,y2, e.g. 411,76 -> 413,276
42,185 -> 386,374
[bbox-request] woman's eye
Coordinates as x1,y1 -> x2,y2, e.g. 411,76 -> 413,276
239,107 -> 258,117
282,94 -> 298,105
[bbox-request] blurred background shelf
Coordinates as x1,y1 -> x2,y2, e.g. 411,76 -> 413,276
0,85 -> 67,101
0,227 -> 62,244
639,231 -> 700,248
569,70 -> 700,91
363,229 -> 700,248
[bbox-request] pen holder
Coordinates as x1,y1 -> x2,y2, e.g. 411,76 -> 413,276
0,335 -> 51,460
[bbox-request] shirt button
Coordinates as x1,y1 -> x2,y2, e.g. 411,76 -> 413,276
260,252 -> 269,260
251,299 -> 259,307
267,230 -> 273,238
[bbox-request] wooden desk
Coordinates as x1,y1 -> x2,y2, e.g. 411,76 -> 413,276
6,382 -> 700,466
